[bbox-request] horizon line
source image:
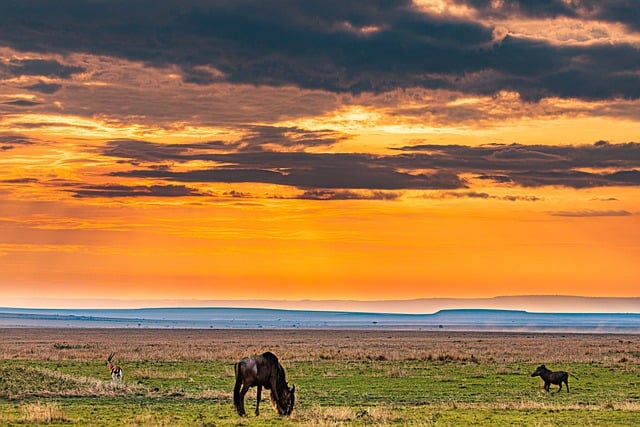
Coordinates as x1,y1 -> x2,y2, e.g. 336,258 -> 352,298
2,295 -> 639,314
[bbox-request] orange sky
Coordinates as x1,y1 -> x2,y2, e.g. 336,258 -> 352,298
1,1 -> 639,308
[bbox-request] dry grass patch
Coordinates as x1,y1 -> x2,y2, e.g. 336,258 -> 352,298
21,401 -> 69,423
387,366 -> 408,378
128,412 -> 174,427
601,401 -> 640,411
3,329 -> 640,365
0,365 -> 142,399
300,405 -> 356,425
298,405 -> 394,426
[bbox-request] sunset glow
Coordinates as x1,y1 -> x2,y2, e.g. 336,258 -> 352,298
1,1 -> 639,308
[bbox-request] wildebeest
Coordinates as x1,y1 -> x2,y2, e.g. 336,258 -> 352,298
233,351 -> 295,416
531,364 -> 573,393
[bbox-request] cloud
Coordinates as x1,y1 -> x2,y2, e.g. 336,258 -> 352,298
23,81 -> 63,94
111,165 -> 464,190
224,190 -> 251,198
1,1 -> 639,100
3,99 -> 42,107
68,184 -> 208,198
461,0 -> 640,31
0,133 -> 35,144
548,209 -> 632,217
105,142 -> 466,190
425,190 -> 542,201
509,170 -> 640,188
239,125 -> 350,150
0,133 -> 37,150
101,139 -> 640,191
2,58 -> 84,78
1,178 -> 39,184
102,126 -> 348,161
398,140 -> 639,168
297,189 -> 401,200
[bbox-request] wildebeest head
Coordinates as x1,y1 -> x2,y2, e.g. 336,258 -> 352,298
531,364 -> 547,377
278,384 -> 295,416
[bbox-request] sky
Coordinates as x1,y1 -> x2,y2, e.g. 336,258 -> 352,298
1,0 -> 639,308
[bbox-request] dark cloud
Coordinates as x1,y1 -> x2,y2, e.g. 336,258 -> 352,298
1,1 -> 639,100
460,0 -> 640,31
23,81 -> 63,94
397,141 -> 640,170
181,66 -> 223,85
3,99 -> 41,107
240,125 -> 349,150
102,139 -> 233,162
591,197 -> 619,202
104,144 -> 466,190
2,58 -> 85,78
425,190 -> 542,201
0,133 -> 37,150
476,175 -> 514,184
111,164 -> 464,190
68,184 -> 207,198
101,139 -> 640,190
102,125 -> 347,161
508,170 -> 640,188
297,189 -> 401,200
548,209 -> 632,217
400,141 -> 640,188
1,178 -> 39,184
224,190 -> 251,198
460,0 -> 579,19
590,0 -> 640,31
7,121 -> 93,130
0,133 -> 36,145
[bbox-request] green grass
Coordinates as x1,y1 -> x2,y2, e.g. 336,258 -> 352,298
1,358 -> 639,426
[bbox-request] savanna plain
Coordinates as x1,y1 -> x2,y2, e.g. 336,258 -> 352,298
1,328 -> 639,426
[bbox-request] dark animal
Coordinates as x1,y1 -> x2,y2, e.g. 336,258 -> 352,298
531,364 -> 573,393
233,351 -> 295,416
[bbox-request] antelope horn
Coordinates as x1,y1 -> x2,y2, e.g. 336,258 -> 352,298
108,352 -> 114,361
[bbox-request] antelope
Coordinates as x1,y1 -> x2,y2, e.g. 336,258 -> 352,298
106,352 -> 123,382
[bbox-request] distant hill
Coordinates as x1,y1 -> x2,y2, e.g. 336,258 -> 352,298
1,306 -> 639,332
209,296 -> 640,314
2,295 -> 639,314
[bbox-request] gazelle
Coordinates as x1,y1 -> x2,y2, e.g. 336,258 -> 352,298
106,352 -> 123,382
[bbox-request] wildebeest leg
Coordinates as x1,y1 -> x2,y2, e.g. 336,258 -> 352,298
233,363 -> 245,416
565,380 -> 570,393
544,381 -> 550,392
557,382 -> 563,393
255,385 -> 262,416
238,383 -> 250,416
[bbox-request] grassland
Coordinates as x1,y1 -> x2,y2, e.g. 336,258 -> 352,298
1,328 -> 639,426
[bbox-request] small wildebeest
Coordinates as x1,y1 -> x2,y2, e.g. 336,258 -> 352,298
531,364 -> 573,393
233,351 -> 295,416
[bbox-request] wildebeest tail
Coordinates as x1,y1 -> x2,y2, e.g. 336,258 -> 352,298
570,373 -> 579,380
233,362 -> 242,411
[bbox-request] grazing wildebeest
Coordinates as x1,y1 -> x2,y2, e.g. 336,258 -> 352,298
233,351 -> 295,416
531,364 -> 572,393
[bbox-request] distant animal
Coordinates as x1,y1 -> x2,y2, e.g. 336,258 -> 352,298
233,351 -> 295,416
531,364 -> 574,393
106,352 -> 123,382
